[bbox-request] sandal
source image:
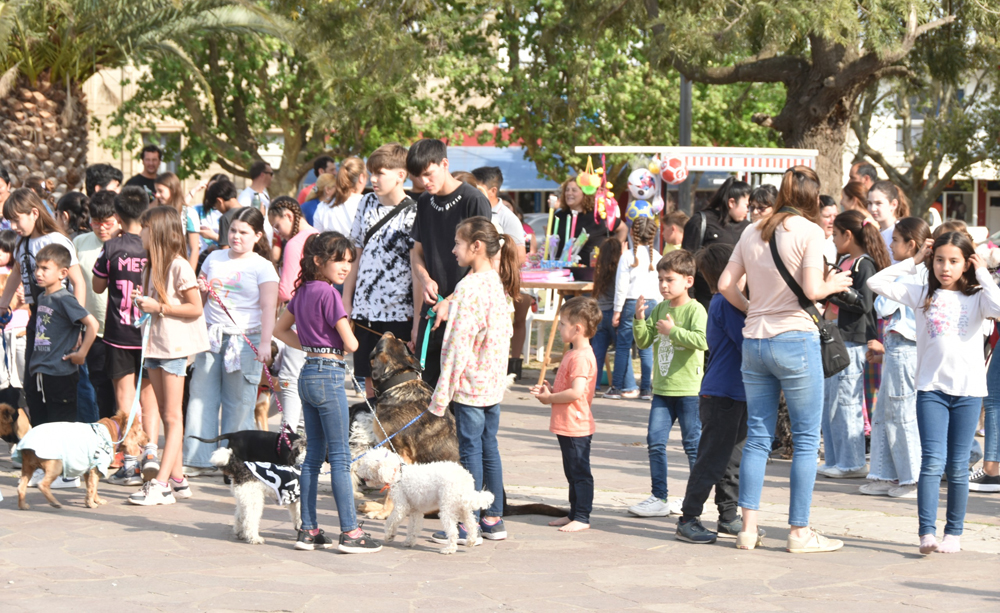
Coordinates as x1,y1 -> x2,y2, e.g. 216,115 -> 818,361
736,530 -> 764,550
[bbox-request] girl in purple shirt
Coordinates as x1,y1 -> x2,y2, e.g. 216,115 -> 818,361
274,232 -> 382,554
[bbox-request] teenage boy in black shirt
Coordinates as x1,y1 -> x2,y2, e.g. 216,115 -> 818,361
408,139 -> 492,387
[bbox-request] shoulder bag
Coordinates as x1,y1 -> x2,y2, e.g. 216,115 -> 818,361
769,235 -> 850,378
363,199 -> 414,248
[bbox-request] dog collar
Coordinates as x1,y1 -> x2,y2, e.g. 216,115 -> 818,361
380,464 -> 402,492
374,371 -> 421,397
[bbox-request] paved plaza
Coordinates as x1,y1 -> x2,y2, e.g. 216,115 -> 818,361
2,376 -> 998,612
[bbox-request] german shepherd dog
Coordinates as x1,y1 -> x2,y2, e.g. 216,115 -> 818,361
355,332 -> 563,519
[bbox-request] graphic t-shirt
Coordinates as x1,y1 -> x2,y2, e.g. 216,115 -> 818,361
550,346 -> 598,437
410,182 -> 492,299
15,232 -> 79,305
201,249 -> 279,329
349,193 -> 417,322
287,280 -> 348,352
93,233 -> 147,349
633,299 -> 708,397
31,288 -> 90,377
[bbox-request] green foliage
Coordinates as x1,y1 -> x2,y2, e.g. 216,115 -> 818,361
447,0 -> 784,182
102,0 -> 458,194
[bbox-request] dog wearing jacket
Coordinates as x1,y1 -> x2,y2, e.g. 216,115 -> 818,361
211,446 -> 304,544
354,447 -> 494,554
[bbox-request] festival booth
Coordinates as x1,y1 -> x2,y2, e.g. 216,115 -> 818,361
521,145 -> 819,384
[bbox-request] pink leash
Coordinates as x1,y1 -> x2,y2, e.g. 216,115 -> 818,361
206,286 -> 293,454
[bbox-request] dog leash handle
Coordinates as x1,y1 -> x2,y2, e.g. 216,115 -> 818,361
418,294 -> 446,371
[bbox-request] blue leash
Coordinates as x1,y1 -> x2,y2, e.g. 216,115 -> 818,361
116,312 -> 150,444
350,409 -> 427,465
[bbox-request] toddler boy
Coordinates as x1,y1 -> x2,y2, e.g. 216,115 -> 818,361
531,297 -> 603,532
628,249 -> 707,517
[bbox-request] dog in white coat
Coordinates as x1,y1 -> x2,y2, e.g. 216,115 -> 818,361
353,447 -> 494,554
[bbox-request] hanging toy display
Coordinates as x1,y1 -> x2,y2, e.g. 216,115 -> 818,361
591,154 -> 619,232
625,167 -> 657,223
660,154 -> 688,185
575,156 -> 602,195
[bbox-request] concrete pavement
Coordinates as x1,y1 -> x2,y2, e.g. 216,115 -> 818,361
1,378 -> 998,612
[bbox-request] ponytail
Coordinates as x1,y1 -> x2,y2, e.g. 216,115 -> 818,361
456,216 -> 522,300
833,209 -> 891,271
333,158 -> 365,206
630,216 -> 657,271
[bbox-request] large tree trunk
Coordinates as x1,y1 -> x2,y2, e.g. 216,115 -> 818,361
0,73 -> 88,199
782,119 -> 850,197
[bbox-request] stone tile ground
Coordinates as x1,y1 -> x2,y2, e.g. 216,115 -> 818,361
1,379 -> 998,611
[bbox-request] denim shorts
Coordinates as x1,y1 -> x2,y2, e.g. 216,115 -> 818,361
144,356 -> 189,377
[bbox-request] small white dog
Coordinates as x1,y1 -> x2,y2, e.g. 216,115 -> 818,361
353,447 -> 494,554
211,446 -> 303,544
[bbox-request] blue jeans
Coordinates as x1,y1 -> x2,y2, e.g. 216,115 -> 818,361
868,333 -> 921,484
591,308 -> 634,391
614,299 -> 654,392
647,395 -> 701,499
821,341 -> 867,472
916,391 -> 981,537
183,333 -> 262,468
76,361 -> 99,423
298,359 -> 357,533
740,331 -> 824,527
453,402 -> 504,519
984,336 -> 1000,463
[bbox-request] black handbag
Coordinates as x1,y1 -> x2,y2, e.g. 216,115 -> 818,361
769,236 -> 850,378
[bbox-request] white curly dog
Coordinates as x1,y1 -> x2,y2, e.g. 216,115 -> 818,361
353,447 -> 494,554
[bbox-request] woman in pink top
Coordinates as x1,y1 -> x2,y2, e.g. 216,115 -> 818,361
428,217 -> 520,545
718,167 -> 854,554
268,197 -> 318,433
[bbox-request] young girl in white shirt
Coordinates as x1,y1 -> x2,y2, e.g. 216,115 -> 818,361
868,231 -> 1000,555
184,208 -> 279,472
609,217 -> 660,400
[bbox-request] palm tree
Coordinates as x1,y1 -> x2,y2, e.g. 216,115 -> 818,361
0,0 -> 281,193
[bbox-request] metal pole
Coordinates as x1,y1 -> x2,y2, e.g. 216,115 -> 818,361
678,75 -> 693,214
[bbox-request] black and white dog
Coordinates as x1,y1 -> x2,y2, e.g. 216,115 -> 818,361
210,440 -> 306,545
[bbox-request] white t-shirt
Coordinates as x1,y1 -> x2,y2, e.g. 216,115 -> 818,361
201,249 -> 279,329
237,187 -> 274,244
491,203 -> 526,248
613,245 -> 662,313
868,258 -> 1000,396
314,193 -> 362,236
16,232 -> 79,304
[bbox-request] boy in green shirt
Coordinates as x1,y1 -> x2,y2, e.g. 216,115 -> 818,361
627,249 -> 708,518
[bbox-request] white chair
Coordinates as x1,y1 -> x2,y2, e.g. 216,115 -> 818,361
522,288 -> 559,363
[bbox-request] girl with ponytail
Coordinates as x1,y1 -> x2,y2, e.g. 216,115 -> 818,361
427,216 -> 517,543
608,216 -> 660,400
314,157 -> 366,236
818,210 -> 890,481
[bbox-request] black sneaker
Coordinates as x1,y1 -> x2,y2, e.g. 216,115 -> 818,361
294,529 -> 335,551
717,516 -> 766,539
675,518 -> 717,544
969,468 -> 1000,492
338,526 -> 382,554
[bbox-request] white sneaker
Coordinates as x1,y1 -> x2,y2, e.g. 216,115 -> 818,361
128,480 -> 176,506
171,478 -> 193,499
859,481 -> 895,496
27,468 -> 44,487
668,497 -> 684,516
887,483 -> 918,499
50,477 -> 80,489
628,495 -> 671,517
817,465 -> 868,479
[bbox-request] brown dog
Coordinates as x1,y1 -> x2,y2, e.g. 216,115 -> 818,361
358,333 -> 566,519
15,411 -> 149,510
0,403 -> 31,446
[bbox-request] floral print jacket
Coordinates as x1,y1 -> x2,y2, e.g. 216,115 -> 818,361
429,270 -> 513,414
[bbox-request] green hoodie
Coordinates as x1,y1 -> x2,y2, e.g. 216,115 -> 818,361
633,299 -> 708,396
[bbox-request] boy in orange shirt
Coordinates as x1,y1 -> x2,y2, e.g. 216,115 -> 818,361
531,297 -> 603,532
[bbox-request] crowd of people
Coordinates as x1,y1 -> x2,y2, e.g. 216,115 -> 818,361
1,141 -> 997,557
